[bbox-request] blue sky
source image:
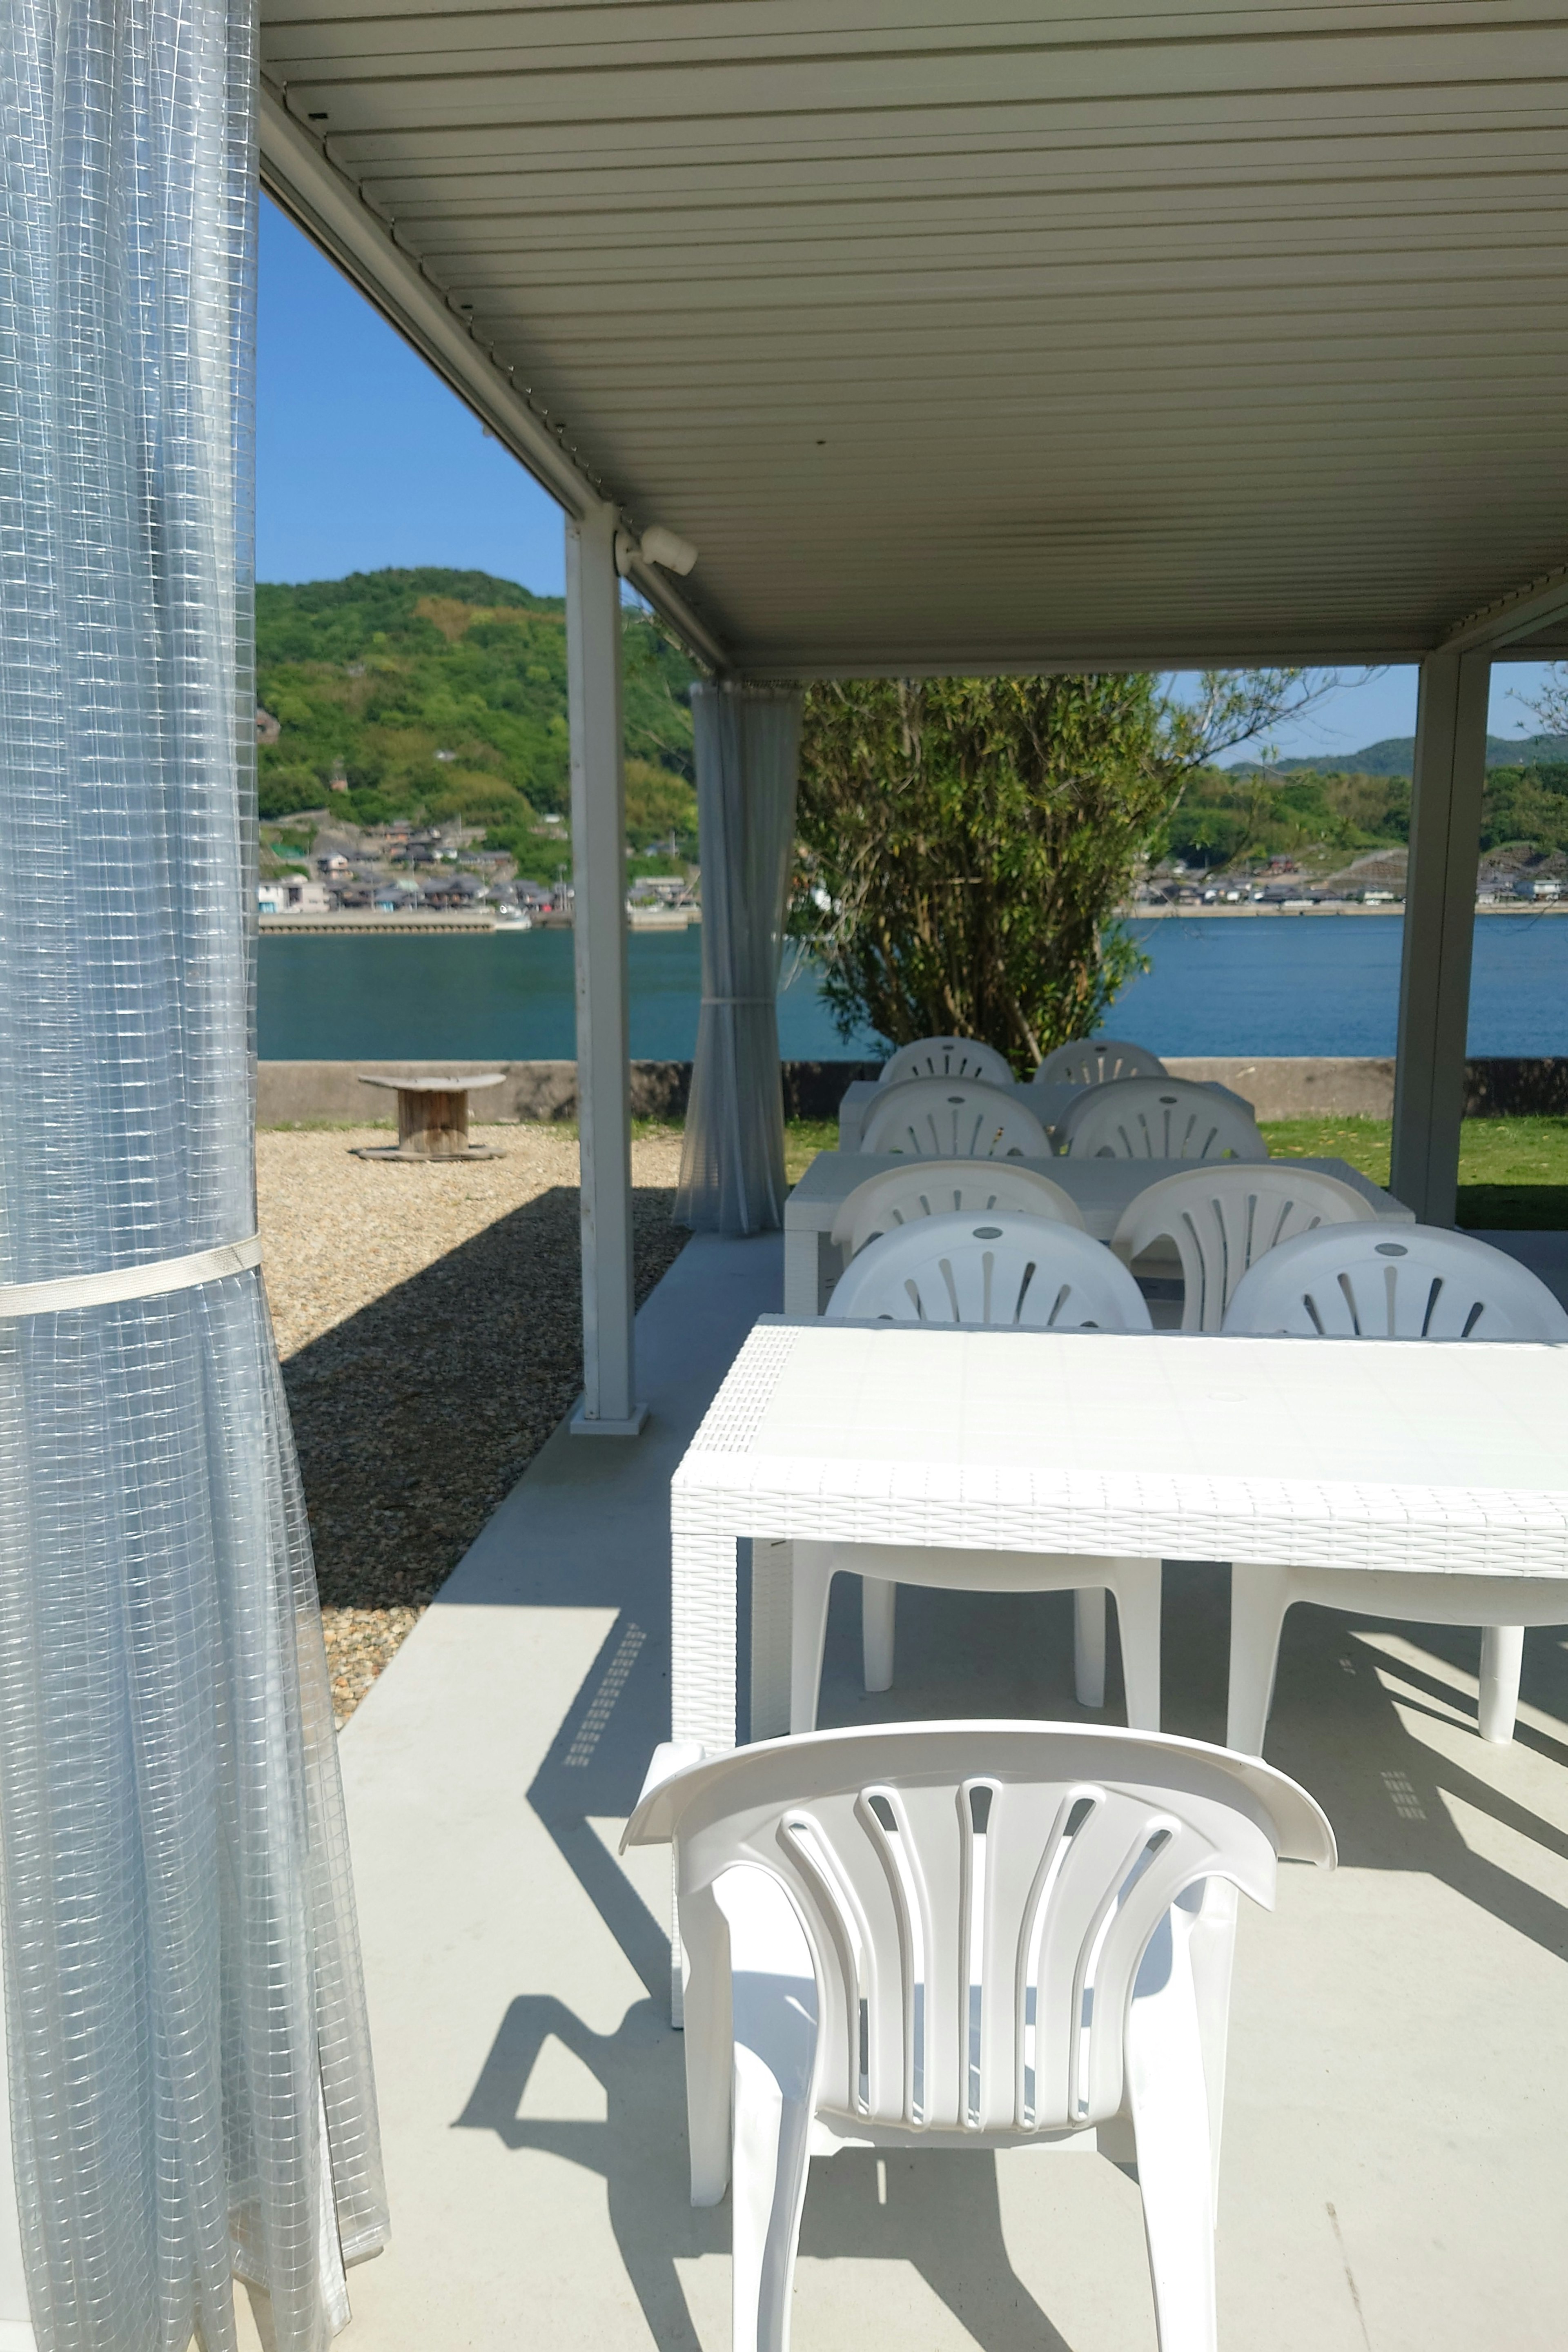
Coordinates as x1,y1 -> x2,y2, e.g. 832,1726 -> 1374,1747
258,197 -> 567,594
258,197 -> 1560,760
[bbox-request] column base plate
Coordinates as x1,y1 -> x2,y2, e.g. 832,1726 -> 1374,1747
569,1399 -> 650,1437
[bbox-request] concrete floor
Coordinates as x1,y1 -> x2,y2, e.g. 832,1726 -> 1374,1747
324,1230 -> 1568,2352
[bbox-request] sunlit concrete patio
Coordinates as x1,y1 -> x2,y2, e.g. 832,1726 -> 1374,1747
314,1227 -> 1568,2352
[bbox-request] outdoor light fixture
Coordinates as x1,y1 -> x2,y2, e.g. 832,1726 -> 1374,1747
615,523 -> 699,578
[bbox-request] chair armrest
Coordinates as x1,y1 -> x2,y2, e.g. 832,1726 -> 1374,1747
620,1741 -> 707,1850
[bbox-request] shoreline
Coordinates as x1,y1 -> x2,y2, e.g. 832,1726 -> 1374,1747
258,909 -> 699,934
1127,901 -> 1564,919
260,910 -> 496,933
257,903 -> 1566,934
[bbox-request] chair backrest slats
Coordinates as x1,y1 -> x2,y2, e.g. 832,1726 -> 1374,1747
745,1785 -> 1227,2130
1061,1078 -> 1267,1164
830,1160 -> 1085,1258
860,1078 -> 1050,1163
826,1210 -> 1152,1330
878,1037 -> 1014,1089
1222,1222 -> 1568,1340
1033,1037 -> 1167,1088
1112,1165 -> 1375,1331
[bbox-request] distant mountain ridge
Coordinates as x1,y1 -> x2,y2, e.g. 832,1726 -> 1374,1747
1227,732 -> 1568,778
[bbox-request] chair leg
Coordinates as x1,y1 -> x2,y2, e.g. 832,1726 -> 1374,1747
1479,1624 -> 1525,1744
1126,1914 -> 1217,2352
1226,1565 -> 1293,1755
719,1871 -> 819,2352
679,1884 -> 734,2207
1074,1586 -> 1107,1709
1183,1881 -> 1239,2218
862,1578 -> 896,1693
1108,1561 -> 1163,1731
730,2042 -> 813,2352
788,1545 -> 838,1735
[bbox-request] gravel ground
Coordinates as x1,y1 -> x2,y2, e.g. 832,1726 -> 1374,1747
256,1124 -> 688,1721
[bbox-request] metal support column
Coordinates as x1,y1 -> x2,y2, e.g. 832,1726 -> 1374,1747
566,501 -> 645,1434
1390,648 -> 1491,1226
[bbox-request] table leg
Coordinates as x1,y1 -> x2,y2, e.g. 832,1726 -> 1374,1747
1073,1588 -> 1107,1708
670,1513 -> 740,1755
751,1540 -> 794,1740
670,1511 -> 743,2024
783,1227 -> 826,1316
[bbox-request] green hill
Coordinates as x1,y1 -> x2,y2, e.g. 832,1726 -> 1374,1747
255,568 -> 700,875
1164,766 -> 1410,870
1225,731 -> 1568,778
1187,726 -> 1568,869
1168,749 -> 1568,871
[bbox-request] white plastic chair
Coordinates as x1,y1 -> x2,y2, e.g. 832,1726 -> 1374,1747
1061,1077 -> 1268,1164
830,1160 -> 1085,1263
1221,1224 -> 1568,1752
1222,1221 -> 1568,1341
626,1722 -> 1335,2352
877,1036 -> 1014,1088
1033,1036 -> 1168,1087
828,1210 -> 1149,1332
808,1214 -> 1159,1735
1111,1165 -> 1375,1333
859,1078 -> 1049,1162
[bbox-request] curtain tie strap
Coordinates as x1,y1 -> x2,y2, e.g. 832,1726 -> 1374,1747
0,1234 -> 262,1318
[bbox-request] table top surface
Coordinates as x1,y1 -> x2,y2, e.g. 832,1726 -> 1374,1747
786,1149 -> 1410,1227
675,1319 -> 1568,1566
358,1072 -> 507,1091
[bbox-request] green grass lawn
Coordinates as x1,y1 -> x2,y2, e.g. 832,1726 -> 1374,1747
784,1117 -> 839,1183
1261,1115 -> 1568,1229
481,1110 -> 1568,1230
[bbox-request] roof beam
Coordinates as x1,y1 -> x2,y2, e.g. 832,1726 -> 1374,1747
1439,562 -> 1568,655
736,645 -> 1427,678
256,89 -> 730,675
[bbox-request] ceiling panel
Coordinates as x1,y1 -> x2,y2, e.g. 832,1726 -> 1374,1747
259,0 -> 1568,667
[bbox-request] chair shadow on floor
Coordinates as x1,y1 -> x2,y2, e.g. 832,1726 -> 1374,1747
1158,1563 -> 1568,1964
455,1991 -> 1076,2352
481,1556 -> 1568,2351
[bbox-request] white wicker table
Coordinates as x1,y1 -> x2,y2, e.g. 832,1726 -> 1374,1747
784,1151 -> 1414,1314
670,1318 -> 1568,1758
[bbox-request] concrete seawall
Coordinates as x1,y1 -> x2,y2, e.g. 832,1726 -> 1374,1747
257,1055 -> 1568,1126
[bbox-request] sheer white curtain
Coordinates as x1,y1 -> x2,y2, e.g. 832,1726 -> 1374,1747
675,684 -> 803,1235
0,2 -> 386,2348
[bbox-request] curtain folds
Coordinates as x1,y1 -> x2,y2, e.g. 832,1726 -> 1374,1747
675,684 -> 803,1236
0,1 -> 386,2348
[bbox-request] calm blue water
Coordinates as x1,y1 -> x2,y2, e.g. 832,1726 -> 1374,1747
256,916 -> 1567,1061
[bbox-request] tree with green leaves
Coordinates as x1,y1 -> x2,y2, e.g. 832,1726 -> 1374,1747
1524,666 -> 1568,740
792,671 -> 1340,1071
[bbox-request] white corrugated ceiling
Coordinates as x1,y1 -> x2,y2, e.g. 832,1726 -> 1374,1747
259,1 -> 1568,671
